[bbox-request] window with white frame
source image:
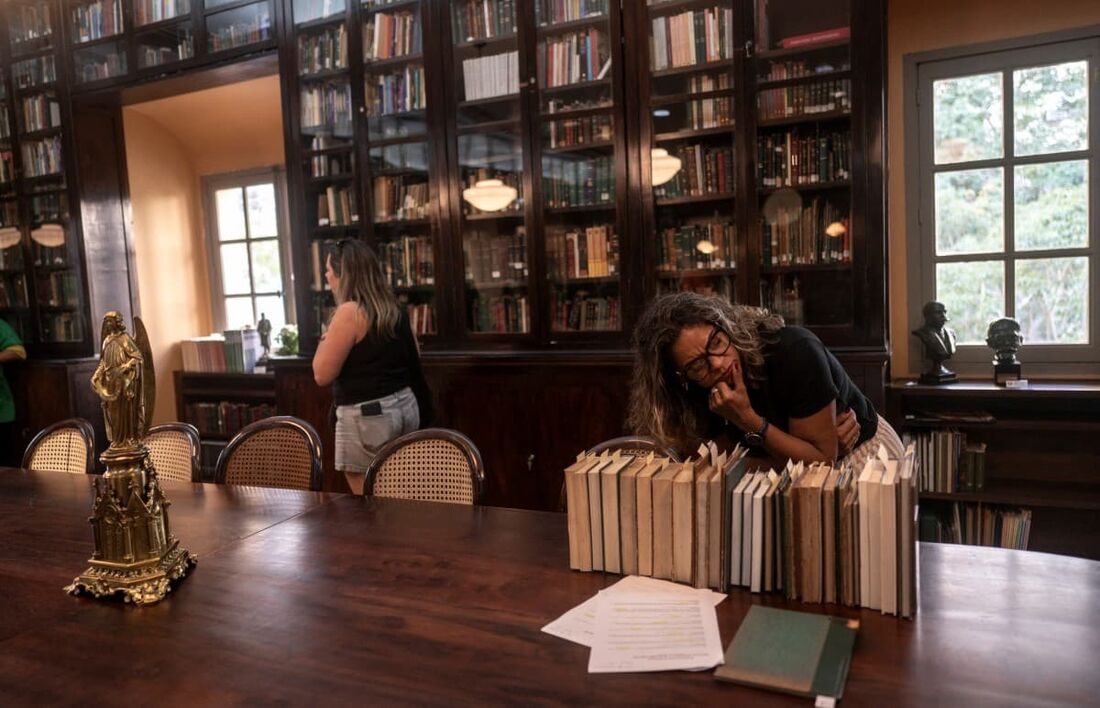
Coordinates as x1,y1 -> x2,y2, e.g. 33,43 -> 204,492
202,168 -> 296,334
909,35 -> 1099,372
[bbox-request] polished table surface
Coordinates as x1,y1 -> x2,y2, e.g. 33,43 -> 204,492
1,469 -> 1098,706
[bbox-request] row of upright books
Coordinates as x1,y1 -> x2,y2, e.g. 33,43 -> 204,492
13,56 -> 56,89
134,0 -> 189,27
404,300 -> 436,336
301,81 -> 353,131
546,114 -> 611,149
757,79 -> 851,121
549,289 -> 618,331
546,224 -> 618,280
654,143 -> 733,199
564,443 -> 918,617
761,200 -> 852,267
657,222 -> 736,272
36,270 -> 79,307
71,0 -> 123,44
451,0 -> 516,42
363,9 -> 421,61
903,429 -> 988,493
180,329 -> 261,374
372,176 -> 428,221
316,186 -> 359,227
19,95 -> 61,133
185,401 -> 276,439
649,7 -> 734,71
299,24 -> 347,75
366,65 -> 426,116
140,35 -> 194,68
757,127 -> 851,187
382,234 -> 434,288
542,156 -> 613,208
0,275 -> 28,308
536,0 -> 607,25
462,51 -> 519,101
538,29 -> 611,88
919,502 -> 1030,550
684,96 -> 734,131
469,293 -> 529,334
208,11 -> 272,52
463,228 -> 527,285
21,137 -> 63,178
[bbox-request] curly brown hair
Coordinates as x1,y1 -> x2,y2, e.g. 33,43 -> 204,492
627,292 -> 783,453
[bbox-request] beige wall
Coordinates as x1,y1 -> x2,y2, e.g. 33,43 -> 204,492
887,0 -> 1100,377
123,75 -> 285,424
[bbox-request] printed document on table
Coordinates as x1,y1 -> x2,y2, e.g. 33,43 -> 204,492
541,576 -> 725,648
587,591 -> 724,673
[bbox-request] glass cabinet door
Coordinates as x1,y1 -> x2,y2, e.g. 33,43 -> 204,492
363,0 -> 436,337
753,0 -> 854,333
69,0 -> 128,85
535,0 -> 626,335
447,0 -> 529,337
643,1 -> 738,302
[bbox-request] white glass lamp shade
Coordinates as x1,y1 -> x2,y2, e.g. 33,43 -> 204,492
650,148 -> 682,186
0,227 -> 20,249
695,239 -> 716,255
31,224 -> 66,248
825,221 -> 847,238
462,179 -> 517,212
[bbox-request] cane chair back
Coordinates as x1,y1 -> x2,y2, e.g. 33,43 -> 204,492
365,428 -> 485,505
146,423 -> 202,483
585,435 -> 682,462
214,416 -> 323,491
22,418 -> 96,475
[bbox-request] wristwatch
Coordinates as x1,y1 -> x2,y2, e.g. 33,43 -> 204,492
743,418 -> 770,447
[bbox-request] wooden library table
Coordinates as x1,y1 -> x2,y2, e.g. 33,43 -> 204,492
0,469 -> 1097,706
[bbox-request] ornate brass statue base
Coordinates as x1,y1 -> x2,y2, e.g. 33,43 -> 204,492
65,445 -> 196,605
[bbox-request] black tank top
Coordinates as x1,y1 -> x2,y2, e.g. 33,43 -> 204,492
332,309 -> 419,405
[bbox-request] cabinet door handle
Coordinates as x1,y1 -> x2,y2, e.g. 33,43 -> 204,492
527,454 -> 535,472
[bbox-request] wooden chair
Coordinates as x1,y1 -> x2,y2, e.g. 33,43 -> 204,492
365,428 -> 485,505
22,418 -> 96,475
214,416 -> 323,492
586,435 -> 682,462
145,422 -> 202,483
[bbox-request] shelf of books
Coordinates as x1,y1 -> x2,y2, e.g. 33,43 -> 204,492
363,0 -> 435,337
536,0 -> 626,336
643,1 -> 738,302
447,0 -> 528,337
753,0 -> 853,329
2,2 -> 87,350
68,0 -> 129,85
134,0 -> 195,71
204,0 -> 274,54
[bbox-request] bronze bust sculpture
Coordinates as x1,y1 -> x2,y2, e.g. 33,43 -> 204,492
986,317 -> 1023,385
913,301 -> 958,384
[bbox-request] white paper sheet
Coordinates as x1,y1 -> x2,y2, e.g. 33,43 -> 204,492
541,576 -> 725,648
586,591 -> 724,673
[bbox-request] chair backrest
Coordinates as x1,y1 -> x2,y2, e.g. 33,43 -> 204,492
22,418 -> 96,475
365,428 -> 485,505
585,435 -> 682,462
146,422 -> 202,483
214,416 -> 323,492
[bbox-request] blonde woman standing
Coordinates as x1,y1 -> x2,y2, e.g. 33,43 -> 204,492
628,292 -> 901,467
313,239 -> 430,493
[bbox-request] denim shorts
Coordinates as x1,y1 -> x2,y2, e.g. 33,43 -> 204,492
334,386 -> 420,473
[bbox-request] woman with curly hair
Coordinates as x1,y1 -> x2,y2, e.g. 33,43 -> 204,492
628,292 -> 901,466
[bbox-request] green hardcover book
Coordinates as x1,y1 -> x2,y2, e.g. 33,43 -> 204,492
714,606 -> 858,699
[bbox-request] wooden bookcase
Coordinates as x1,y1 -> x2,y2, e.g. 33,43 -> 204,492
885,381 -> 1100,561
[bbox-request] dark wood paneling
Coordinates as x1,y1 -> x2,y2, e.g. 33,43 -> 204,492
7,358 -> 105,467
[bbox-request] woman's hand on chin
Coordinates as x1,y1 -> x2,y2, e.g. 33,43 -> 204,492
707,361 -> 760,432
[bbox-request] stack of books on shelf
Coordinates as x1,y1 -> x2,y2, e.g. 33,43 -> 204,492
546,224 -> 617,280
76,51 -> 126,83
761,198 -> 851,266
71,0 -> 123,43
20,94 -> 61,133
363,9 -> 421,61
140,32 -> 194,67
208,8 -> 272,52
757,79 -> 851,121
301,81 -> 353,131
539,29 -> 610,88
382,235 -> 434,287
564,443 -> 918,617
547,114 -> 611,149
134,0 -> 190,26
537,0 -> 607,25
463,228 -> 527,285
299,25 -> 348,75
181,330 -> 262,374
684,96 -> 734,130
452,0 -> 515,42
185,401 -> 276,439
543,156 -> 613,207
317,186 -> 359,227
9,5 -> 52,50
657,222 -> 736,272
367,66 -> 426,115
902,426 -> 988,493
649,7 -> 734,71
37,271 -> 78,307
919,504 -> 1031,551
13,56 -> 56,89
372,177 -> 427,221
21,137 -> 63,177
549,289 -> 618,331
757,127 -> 850,187
469,293 -> 528,334
403,301 -> 435,336
462,52 -> 518,101
760,58 -> 851,82
654,143 -> 733,199
42,313 -> 80,342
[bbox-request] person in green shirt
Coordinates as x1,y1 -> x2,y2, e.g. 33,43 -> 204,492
0,319 -> 27,466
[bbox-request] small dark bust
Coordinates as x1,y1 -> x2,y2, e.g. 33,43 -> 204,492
257,312 -> 272,359
912,301 -> 958,384
986,317 -> 1023,385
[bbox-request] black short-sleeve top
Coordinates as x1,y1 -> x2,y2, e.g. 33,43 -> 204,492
743,325 -> 878,446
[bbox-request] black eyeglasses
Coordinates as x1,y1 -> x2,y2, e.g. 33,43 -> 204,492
679,325 -> 732,383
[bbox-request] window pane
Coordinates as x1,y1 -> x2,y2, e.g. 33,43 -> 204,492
936,261 -> 1005,344
1015,160 -> 1088,251
935,168 -> 1004,255
1015,256 -> 1088,344
933,73 -> 1003,164
1014,60 -> 1088,157
225,296 -> 255,330
250,239 -> 283,293
215,188 -> 246,241
246,183 -> 278,238
255,295 -> 286,334
220,243 -> 251,295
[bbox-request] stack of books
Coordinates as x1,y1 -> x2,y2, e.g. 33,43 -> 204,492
564,443 -> 918,617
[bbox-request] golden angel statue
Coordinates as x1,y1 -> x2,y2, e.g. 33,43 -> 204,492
90,311 -> 156,451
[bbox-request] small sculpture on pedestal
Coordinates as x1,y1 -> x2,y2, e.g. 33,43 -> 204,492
66,312 -> 195,605
257,312 -> 272,362
986,317 -> 1023,386
912,301 -> 959,385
